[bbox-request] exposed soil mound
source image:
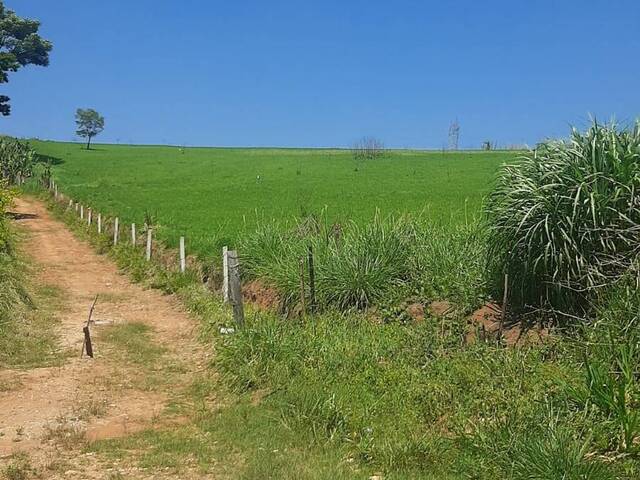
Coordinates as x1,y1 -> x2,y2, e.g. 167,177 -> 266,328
466,302 -> 548,347
428,300 -> 454,317
243,279 -> 281,310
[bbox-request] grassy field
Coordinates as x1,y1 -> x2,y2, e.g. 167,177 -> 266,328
33,140 -> 511,257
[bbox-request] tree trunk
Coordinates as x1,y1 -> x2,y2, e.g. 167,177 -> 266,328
86,135 -> 92,150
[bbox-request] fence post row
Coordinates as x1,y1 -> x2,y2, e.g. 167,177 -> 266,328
227,250 -> 244,327
179,236 -> 186,273
146,228 -> 152,261
222,246 -> 229,303
41,184 -> 249,328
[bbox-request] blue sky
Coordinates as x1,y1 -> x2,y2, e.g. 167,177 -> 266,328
2,0 -> 639,148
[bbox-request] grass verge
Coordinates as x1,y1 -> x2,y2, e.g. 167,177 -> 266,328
37,189 -> 640,479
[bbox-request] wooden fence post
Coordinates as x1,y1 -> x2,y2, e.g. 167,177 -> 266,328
131,223 -> 136,245
179,236 -> 186,273
80,205 -> 84,220
75,202 -> 79,213
68,199 -> 73,210
499,273 -> 509,333
97,213 -> 102,234
308,245 -> 316,313
113,217 -> 119,245
299,257 -> 306,316
146,228 -> 152,261
87,208 -> 92,226
222,246 -> 229,303
227,250 -> 244,327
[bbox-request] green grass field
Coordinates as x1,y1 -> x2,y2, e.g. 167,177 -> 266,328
34,140 -> 512,257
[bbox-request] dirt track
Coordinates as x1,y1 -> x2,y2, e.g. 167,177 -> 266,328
0,196 -> 212,478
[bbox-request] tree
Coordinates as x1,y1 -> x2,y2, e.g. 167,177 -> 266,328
75,109 -> 105,150
0,2 -> 52,116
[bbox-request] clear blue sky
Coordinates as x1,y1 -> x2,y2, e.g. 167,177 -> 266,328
2,0 -> 639,148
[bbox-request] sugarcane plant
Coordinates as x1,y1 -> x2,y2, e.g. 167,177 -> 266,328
0,136 -> 35,184
486,120 -> 640,319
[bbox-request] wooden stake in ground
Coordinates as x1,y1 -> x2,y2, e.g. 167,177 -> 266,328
131,223 -> 136,245
80,205 -> 84,220
499,273 -> 509,334
227,250 -> 244,327
80,295 -> 99,359
146,227 -> 153,261
75,202 -> 79,213
299,257 -> 306,316
308,245 -> 316,313
97,213 -> 102,234
179,236 -> 186,273
87,208 -> 92,226
113,217 -> 119,245
222,246 -> 229,303
68,199 -> 73,210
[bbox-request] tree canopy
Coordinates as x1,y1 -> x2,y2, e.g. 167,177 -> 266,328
0,1 -> 52,116
75,108 -> 105,149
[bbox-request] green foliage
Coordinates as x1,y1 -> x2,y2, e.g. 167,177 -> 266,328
475,417 -> 614,480
0,181 -> 24,325
0,183 -> 62,368
569,278 -> 640,453
0,1 -> 52,116
0,137 -> 35,184
241,214 -> 486,312
212,309 -> 619,478
75,108 -> 105,149
486,120 -> 640,317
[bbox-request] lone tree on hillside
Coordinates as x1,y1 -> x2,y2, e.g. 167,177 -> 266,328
0,1 -> 53,116
75,108 -> 105,150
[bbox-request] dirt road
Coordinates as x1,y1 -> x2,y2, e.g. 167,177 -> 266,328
0,197 -> 212,478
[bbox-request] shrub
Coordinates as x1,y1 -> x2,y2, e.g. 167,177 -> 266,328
240,214 -> 486,312
486,120 -> 640,317
0,137 -> 35,184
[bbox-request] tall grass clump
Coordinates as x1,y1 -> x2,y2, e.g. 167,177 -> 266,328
240,213 -> 486,312
0,182 -> 30,336
486,120 -> 640,317
568,276 -> 640,453
241,215 -> 415,310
